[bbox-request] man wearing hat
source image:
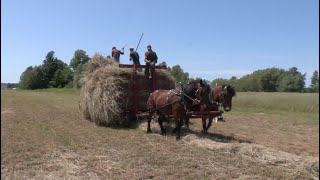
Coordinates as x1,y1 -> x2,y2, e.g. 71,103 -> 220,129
111,46 -> 124,63
129,47 -> 140,65
144,45 -> 158,79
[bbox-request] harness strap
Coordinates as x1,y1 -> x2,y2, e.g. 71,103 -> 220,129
149,96 -> 182,112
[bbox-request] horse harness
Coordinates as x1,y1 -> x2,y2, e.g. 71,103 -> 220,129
148,84 -> 230,113
150,89 -> 200,112
196,85 -> 227,111
212,85 -> 229,111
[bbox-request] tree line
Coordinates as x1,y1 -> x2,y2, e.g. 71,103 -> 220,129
170,65 -> 319,93
18,50 -> 319,93
19,50 -> 89,89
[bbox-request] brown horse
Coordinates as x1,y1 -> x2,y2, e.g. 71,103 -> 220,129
212,84 -> 236,121
194,80 -> 223,133
196,83 -> 236,133
146,89 -> 187,140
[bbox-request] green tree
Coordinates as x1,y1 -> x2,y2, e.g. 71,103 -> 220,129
50,68 -> 74,88
260,68 -> 285,92
7,83 -> 19,89
239,73 -> 262,92
170,65 -> 189,84
19,51 -> 74,89
310,70 -> 319,92
69,50 -> 91,88
73,63 -> 87,88
158,61 -> 168,69
211,78 -> 230,87
230,76 -> 237,80
277,67 -> 305,92
19,66 -> 46,89
19,66 -> 35,89
69,49 -> 90,70
42,51 -> 69,87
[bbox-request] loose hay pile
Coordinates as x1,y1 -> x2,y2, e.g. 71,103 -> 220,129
80,53 -> 176,126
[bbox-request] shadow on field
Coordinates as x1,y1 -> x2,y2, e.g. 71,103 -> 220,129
199,132 -> 252,143
129,118 -> 252,143
181,127 -> 252,144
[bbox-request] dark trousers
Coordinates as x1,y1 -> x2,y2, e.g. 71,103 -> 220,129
133,59 -> 140,65
144,62 -> 155,77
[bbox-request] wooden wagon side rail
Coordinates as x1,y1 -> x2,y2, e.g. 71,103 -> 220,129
119,64 -> 165,69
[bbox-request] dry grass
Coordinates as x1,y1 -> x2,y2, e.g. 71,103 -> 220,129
1,90 -> 319,179
79,53 -> 175,126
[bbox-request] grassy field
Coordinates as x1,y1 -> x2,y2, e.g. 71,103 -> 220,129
233,92 -> 319,124
1,89 -> 319,179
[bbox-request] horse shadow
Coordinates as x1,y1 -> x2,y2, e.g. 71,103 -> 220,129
181,127 -> 252,143
131,118 -> 252,143
99,117 -> 252,144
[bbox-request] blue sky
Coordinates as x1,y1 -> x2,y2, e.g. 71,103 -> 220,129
2,0 -> 319,86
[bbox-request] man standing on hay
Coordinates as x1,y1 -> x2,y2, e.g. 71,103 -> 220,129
111,46 -> 124,63
129,47 -> 140,65
144,44 -> 158,79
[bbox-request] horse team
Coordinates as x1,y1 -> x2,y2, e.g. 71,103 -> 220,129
146,79 -> 236,140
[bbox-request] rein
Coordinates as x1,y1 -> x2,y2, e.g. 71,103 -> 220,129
181,91 -> 200,103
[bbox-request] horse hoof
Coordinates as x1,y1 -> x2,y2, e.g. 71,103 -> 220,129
176,136 -> 181,140
201,130 -> 207,134
147,129 -> 152,133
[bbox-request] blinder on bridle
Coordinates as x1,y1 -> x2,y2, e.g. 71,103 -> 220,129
217,85 -> 228,104
195,84 -> 212,104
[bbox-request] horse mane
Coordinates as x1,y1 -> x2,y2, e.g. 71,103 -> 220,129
182,80 -> 199,101
222,84 -> 236,97
187,79 -> 200,86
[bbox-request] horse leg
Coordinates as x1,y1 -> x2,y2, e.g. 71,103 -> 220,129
206,115 -> 213,132
201,117 -> 207,134
158,115 -> 167,136
172,114 -> 179,134
147,112 -> 152,133
174,116 -> 182,140
184,116 -> 190,129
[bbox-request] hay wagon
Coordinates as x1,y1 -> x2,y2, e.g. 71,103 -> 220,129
118,63 -> 163,121
118,63 -> 222,122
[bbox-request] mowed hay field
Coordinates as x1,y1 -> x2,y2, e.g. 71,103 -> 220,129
1,89 -> 319,179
